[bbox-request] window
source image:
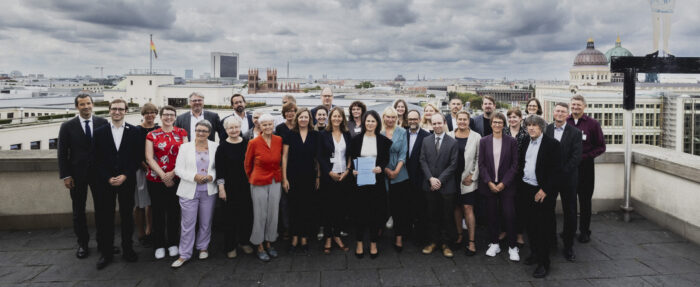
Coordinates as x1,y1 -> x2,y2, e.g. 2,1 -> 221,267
7,113 -> 13,118
615,104 -> 622,109
636,104 -> 643,109
646,104 -> 655,110
645,113 -> 654,127
603,113 -> 613,126
30,141 -> 40,150
614,113 -> 623,126
149,80 -> 152,85
31,113 -> 35,116
614,135 -> 623,144
24,113 -> 29,117
634,135 -> 644,144
645,135 -> 654,145
49,138 -> 58,149
634,113 -> 644,126
655,113 -> 660,127
604,134 -> 612,144
10,144 -> 21,150
130,80 -> 134,85
593,113 -> 602,121
604,104 -> 613,109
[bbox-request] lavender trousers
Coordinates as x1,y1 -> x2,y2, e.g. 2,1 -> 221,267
178,190 -> 216,260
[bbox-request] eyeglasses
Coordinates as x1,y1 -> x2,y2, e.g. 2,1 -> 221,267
195,129 -> 210,133
110,108 -> 126,112
191,99 -> 203,103
492,121 -> 504,125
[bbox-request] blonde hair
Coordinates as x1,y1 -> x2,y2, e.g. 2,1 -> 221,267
421,102 -> 439,127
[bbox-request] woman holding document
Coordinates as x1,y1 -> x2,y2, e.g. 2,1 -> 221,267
349,110 -> 391,259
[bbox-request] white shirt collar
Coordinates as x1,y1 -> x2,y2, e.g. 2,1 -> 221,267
555,122 -> 566,130
530,134 -> 543,145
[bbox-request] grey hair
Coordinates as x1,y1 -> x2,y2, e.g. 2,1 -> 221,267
258,113 -> 274,124
223,115 -> 242,128
189,92 -> 205,100
523,114 -> 547,131
195,119 -> 213,133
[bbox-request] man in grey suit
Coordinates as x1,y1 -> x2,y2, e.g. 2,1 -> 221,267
469,95 -> 496,136
174,92 -> 222,141
545,103 -> 582,262
419,113 -> 458,258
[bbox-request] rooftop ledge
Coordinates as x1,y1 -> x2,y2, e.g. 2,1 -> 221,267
1,146 -> 699,245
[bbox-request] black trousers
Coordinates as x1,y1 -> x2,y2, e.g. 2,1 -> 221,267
577,159 -> 595,235
321,176 -> 350,238
522,182 -> 556,268
514,183 -> 528,235
354,185 -> 387,243
95,180 -> 135,257
388,180 -> 411,237
288,178 -> 316,238
69,175 -> 98,247
425,191 -> 455,246
483,185 -> 516,247
222,185 -> 253,252
409,181 -> 428,244
147,180 -> 180,249
553,173 -> 578,249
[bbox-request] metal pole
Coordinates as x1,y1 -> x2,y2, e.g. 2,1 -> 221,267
149,34 -> 153,75
621,69 -> 635,222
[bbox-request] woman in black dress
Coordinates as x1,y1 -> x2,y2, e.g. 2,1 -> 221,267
318,107 -> 352,254
275,102 -> 297,140
349,110 -> 391,259
282,108 -> 320,254
215,116 -> 254,258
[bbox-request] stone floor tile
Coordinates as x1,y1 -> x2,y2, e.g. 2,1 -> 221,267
379,267 -> 440,286
261,271 -> 320,287
320,269 -> 381,287
0,266 -> 48,284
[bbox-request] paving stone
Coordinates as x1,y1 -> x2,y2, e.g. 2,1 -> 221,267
591,240 -> 659,259
530,279 -> 593,287
0,266 -> 48,284
397,251 -> 455,269
643,242 -> 700,264
74,279 -> 140,286
233,253 -> 293,273
636,256 -> 700,274
320,269 -> 381,287
432,264 -> 497,285
199,266 -> 262,287
291,253 -> 346,271
588,277 -> 654,286
261,271 -> 320,287
642,273 -> 700,287
485,263 -> 533,282
549,244 -> 610,263
379,267 -> 440,286
591,259 -> 658,277
346,251 -> 401,270
32,259 -> 126,283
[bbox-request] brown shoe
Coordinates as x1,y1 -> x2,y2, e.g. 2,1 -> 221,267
422,243 -> 437,254
441,245 -> 454,258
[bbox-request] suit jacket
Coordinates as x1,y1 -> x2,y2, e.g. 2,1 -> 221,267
57,115 -> 109,179
93,122 -> 141,185
348,132 -> 392,193
220,112 -> 253,141
174,110 -> 222,142
174,140 -> 219,199
478,134 -> 518,196
518,134 -> 561,195
317,130 -> 352,185
470,114 -> 486,136
545,123 -> 582,187
406,128 -> 431,187
445,113 -> 455,132
419,133 -> 458,195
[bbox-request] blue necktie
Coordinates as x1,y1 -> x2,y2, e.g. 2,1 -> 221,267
84,120 -> 92,140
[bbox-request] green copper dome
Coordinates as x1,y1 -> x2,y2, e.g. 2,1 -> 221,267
605,36 -> 633,63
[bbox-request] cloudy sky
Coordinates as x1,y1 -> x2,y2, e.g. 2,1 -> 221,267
1,0 -> 698,80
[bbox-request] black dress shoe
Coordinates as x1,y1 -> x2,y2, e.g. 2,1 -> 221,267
392,243 -> 403,253
533,265 -> 548,278
123,249 -> 138,262
369,252 -> 379,259
563,248 -> 576,262
112,246 -> 121,254
577,233 -> 590,243
524,256 -> 537,266
355,251 -> 364,259
76,245 -> 89,259
96,256 -> 112,270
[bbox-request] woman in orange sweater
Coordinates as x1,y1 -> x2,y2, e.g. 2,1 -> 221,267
244,113 -> 283,262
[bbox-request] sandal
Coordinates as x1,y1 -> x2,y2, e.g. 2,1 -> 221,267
465,240 -> 476,256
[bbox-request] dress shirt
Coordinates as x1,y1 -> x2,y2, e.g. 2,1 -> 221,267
331,135 -> 347,173
409,129 -> 418,155
434,132 -> 445,152
523,134 -> 542,186
189,111 -> 205,137
493,137 -> 502,182
79,115 -> 94,136
553,122 -> 566,142
451,117 -> 457,131
235,111 -> 250,135
566,114 -> 606,161
110,122 -> 125,151
361,135 -> 377,157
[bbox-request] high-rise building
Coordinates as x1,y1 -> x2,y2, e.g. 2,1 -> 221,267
211,52 -> 239,79
185,69 -> 193,79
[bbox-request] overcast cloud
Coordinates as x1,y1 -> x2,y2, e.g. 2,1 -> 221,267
1,0 -> 698,80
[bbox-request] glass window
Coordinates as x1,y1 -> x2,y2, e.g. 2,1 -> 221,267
604,113 -> 613,126
634,135 -> 644,144
49,138 -> 58,149
7,113 -> 13,118
655,113 -> 660,127
605,134 -> 612,144
635,113 -> 644,126
30,141 -> 40,150
10,144 -> 21,150
614,134 -> 623,144
645,113 -> 654,127
604,104 -> 613,109
593,113 -> 602,121
646,104 -> 654,110
614,113 -> 623,126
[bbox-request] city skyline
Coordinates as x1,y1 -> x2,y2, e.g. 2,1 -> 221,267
1,0 -> 699,80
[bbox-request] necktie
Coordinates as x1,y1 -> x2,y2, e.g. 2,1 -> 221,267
84,120 -> 92,140
435,136 -> 441,153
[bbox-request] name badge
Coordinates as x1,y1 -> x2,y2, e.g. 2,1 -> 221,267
354,127 -> 361,133
582,133 -> 587,141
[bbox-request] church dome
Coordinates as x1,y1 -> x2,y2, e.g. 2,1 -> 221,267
605,36 -> 633,63
574,38 -> 608,66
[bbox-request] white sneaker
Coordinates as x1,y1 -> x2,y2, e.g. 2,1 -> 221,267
155,248 -> 166,259
485,243 -> 501,257
317,227 -> 324,241
508,247 -> 520,262
168,246 -> 179,257
171,258 -> 186,268
386,217 -> 394,229
462,219 -> 467,230
199,250 -> 209,260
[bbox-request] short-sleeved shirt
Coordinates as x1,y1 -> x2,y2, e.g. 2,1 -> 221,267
146,127 -> 188,182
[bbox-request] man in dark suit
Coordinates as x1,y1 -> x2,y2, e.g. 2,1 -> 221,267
58,93 -> 109,259
405,109 -> 431,243
311,87 -> 335,125
220,93 -> 253,141
174,92 -> 222,141
519,115 -> 561,278
445,97 -> 463,132
469,95 -> 496,136
92,99 -> 141,269
419,113 -> 458,258
545,103 -> 582,262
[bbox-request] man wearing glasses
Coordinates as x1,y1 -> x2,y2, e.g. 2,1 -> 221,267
92,99 -> 141,269
175,92 -> 222,141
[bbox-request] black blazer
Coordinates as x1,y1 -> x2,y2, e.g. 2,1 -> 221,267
174,110 -> 222,142
220,112 -> 254,141
445,113 -> 455,132
348,132 -> 392,192
57,115 -> 108,179
406,128 -> 431,187
518,134 -> 561,195
545,123 -> 582,187
93,123 -> 141,185
317,130 -> 352,185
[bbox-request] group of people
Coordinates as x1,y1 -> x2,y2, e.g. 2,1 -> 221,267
58,87 -> 605,278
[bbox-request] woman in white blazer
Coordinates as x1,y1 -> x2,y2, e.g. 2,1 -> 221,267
447,111 -> 481,256
171,120 -> 218,268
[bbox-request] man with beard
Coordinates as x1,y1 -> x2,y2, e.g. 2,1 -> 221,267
174,92 -> 222,141
220,93 -> 253,140
470,95 -> 496,137
445,97 -> 463,132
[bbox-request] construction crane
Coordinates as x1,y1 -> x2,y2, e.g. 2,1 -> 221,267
94,66 -> 104,78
